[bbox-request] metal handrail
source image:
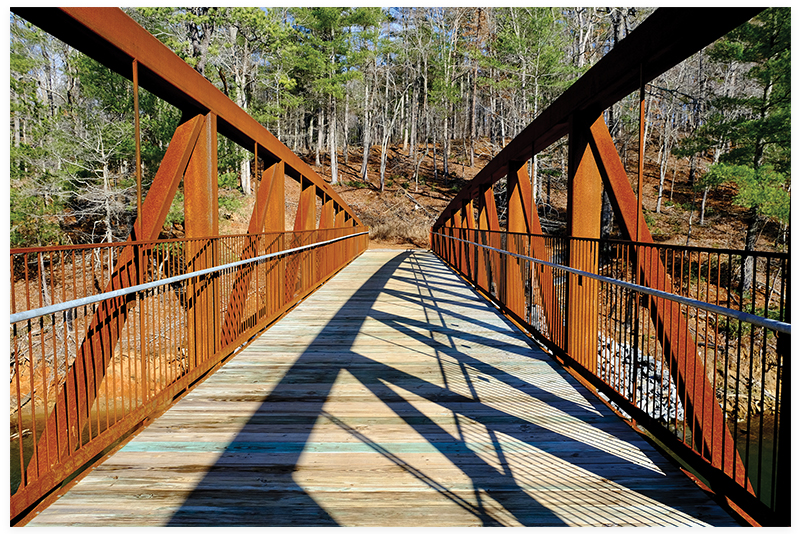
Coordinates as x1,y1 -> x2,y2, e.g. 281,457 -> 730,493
433,231 -> 791,335
493,229 -> 791,260
10,231 -> 369,325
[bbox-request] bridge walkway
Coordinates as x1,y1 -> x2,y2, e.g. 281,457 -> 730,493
25,250 -> 737,527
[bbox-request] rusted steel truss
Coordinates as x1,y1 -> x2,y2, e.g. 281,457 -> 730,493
431,7 -> 781,526
12,7 -> 361,223
10,7 -> 368,521
432,8 -> 762,228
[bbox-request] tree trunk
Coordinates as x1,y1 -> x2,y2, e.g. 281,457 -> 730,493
402,90 -> 408,152
343,91 -> 349,165
669,157 -> 678,202
490,78 -> 496,154
360,74 -> 372,181
12,92 -> 20,148
699,185 -> 709,226
39,254 -> 52,308
656,144 -> 666,213
742,207 -> 761,293
102,162 -> 114,246
656,98 -> 676,214
316,107 -> 324,167
500,108 -> 507,149
410,68 -> 418,161
42,46 -> 55,118
240,156 -> 251,195
443,114 -> 449,178
380,139 -> 387,192
469,63 -> 477,167
432,126 -> 438,182
330,95 -> 338,184
308,115 -> 315,155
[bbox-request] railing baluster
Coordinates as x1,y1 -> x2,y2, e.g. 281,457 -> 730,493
10,229 -> 367,521
431,229 -> 788,525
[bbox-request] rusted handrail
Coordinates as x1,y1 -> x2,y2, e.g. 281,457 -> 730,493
10,8 -> 371,522
434,231 -> 790,334
432,228 -> 789,526
11,231 -> 368,325
10,229 -> 369,520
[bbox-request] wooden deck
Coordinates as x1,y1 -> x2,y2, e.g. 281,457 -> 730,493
25,249 -> 737,527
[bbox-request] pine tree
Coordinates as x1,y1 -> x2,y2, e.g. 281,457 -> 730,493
674,8 -> 790,288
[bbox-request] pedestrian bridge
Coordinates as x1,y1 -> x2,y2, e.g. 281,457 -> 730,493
10,7 -> 788,527
21,250 -> 737,527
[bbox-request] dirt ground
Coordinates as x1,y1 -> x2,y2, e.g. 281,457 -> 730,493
216,137 -> 785,254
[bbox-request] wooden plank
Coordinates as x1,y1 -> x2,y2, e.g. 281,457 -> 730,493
26,250 -> 738,527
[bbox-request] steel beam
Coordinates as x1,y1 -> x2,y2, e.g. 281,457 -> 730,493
474,192 -> 490,292
220,161 -> 286,345
432,8 -> 762,229
506,162 -> 534,320
476,185 -> 501,298
565,114 -> 602,371
289,178 -> 318,299
512,164 -> 564,347
454,209 -> 466,274
588,116 -> 749,487
460,200 -> 476,283
20,115 -> 206,515
185,113 -> 220,368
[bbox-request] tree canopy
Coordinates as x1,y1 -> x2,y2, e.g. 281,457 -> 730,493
9,8 -> 789,253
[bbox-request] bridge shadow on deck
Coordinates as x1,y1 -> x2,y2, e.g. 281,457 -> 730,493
166,251 -> 732,527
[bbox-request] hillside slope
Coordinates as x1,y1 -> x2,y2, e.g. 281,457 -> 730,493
217,138 -> 786,254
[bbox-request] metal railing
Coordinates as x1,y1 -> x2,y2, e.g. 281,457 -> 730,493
10,228 -> 369,519
432,228 -> 790,526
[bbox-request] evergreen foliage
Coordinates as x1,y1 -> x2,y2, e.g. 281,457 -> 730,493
675,8 -> 790,235
8,8 -> 790,253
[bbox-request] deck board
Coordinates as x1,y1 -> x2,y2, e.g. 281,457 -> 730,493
26,249 -> 737,527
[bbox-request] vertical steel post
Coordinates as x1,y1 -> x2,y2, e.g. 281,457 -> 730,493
566,112 -> 602,372
133,59 -> 142,240
588,115 -> 749,488
506,161 -> 533,321
132,58 -> 146,408
479,185 -> 501,298
474,189 -> 490,292
24,115 -> 205,492
185,112 -> 219,368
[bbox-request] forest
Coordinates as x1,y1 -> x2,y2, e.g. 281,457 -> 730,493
9,7 -> 790,253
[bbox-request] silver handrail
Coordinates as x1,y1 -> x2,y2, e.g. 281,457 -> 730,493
434,231 -> 790,335
10,231 -> 369,324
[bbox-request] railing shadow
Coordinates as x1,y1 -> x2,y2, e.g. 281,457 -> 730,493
165,251 -> 736,526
